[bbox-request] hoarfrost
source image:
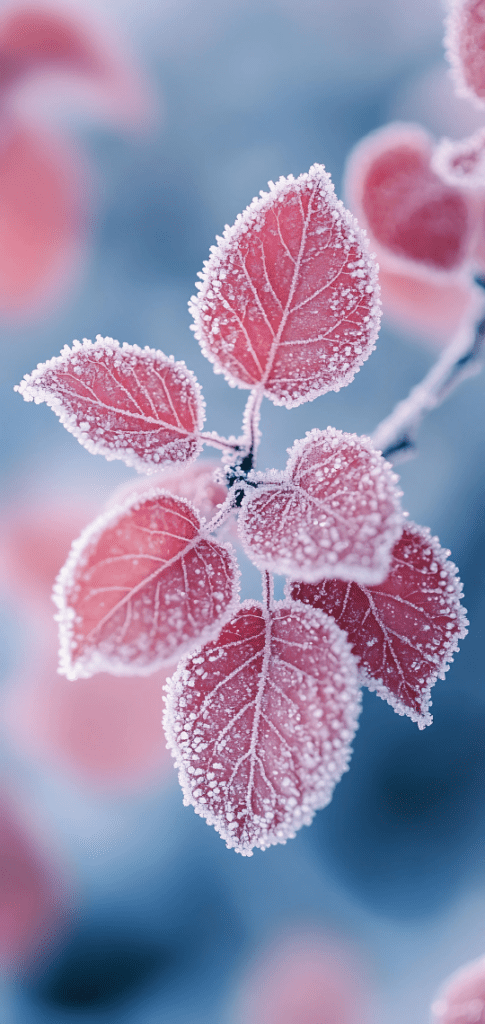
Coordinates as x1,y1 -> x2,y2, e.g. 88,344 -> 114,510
54,489 -> 240,680
190,164 -> 380,409
238,428 -> 403,585
164,597 -> 361,855
15,336 -> 205,474
290,521 -> 468,729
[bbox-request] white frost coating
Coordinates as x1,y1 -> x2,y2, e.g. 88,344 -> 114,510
238,427 -> 403,585
189,163 -> 381,409
445,0 -> 485,109
164,597 -> 362,856
15,336 -> 205,474
432,128 -> 485,187
54,487 -> 240,680
360,521 -> 468,730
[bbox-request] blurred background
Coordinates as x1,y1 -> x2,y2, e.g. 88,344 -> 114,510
1,0 -> 485,1021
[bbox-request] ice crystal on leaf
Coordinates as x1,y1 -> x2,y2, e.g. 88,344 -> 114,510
239,428 -> 403,585
164,597 -> 360,855
189,164 -> 380,409
15,336 -> 204,473
54,491 -> 239,680
290,522 -> 468,729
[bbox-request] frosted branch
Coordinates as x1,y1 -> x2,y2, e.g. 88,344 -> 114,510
372,277 -> 485,461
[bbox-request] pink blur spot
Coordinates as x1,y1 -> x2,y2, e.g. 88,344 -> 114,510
447,0 -> 485,108
431,953 -> 485,1023
233,930 -> 370,1024
1,494 -> 98,606
0,5 -> 156,320
5,630 -> 176,791
0,793 -> 71,971
0,123 -> 86,318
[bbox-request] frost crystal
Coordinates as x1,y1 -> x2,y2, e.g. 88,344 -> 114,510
291,522 -> 468,729
164,598 -> 361,856
15,336 -> 205,474
239,428 -> 403,585
190,164 -> 380,409
54,490 -> 239,679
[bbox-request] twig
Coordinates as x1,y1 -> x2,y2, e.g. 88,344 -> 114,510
372,276 -> 485,462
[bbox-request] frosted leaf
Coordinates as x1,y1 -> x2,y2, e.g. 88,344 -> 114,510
446,0 -> 485,108
238,428 -> 403,585
290,522 -> 468,729
345,123 -> 473,275
54,490 -> 239,680
164,599 -> 361,856
15,336 -> 204,474
190,164 -> 380,409
431,954 -> 485,1024
104,460 -> 227,520
432,127 -> 485,187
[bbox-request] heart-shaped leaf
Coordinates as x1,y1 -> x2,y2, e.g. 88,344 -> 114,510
238,428 -> 403,585
164,599 -> 360,856
16,336 -> 205,473
345,123 -> 472,273
190,164 -> 380,409
290,522 -> 468,729
54,490 -> 239,679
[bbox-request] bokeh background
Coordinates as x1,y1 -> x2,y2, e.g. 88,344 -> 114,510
1,0 -> 485,1021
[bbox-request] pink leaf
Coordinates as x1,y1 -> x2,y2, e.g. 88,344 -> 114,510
190,164 -> 380,409
446,0 -> 485,108
344,123 -> 473,274
54,490 -> 239,680
431,954 -> 485,1024
432,127 -> 485,187
238,428 -> 403,585
164,599 -> 360,855
16,336 -> 205,473
290,522 -> 468,729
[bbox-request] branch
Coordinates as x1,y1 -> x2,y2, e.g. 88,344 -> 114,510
372,276 -> 485,461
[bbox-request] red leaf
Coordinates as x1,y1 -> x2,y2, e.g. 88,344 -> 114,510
238,428 -> 403,585
190,164 -> 380,409
446,0 -> 485,107
344,123 -> 473,274
290,522 -> 468,729
16,336 -> 205,473
54,490 -> 239,679
431,954 -> 485,1024
164,599 -> 360,855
